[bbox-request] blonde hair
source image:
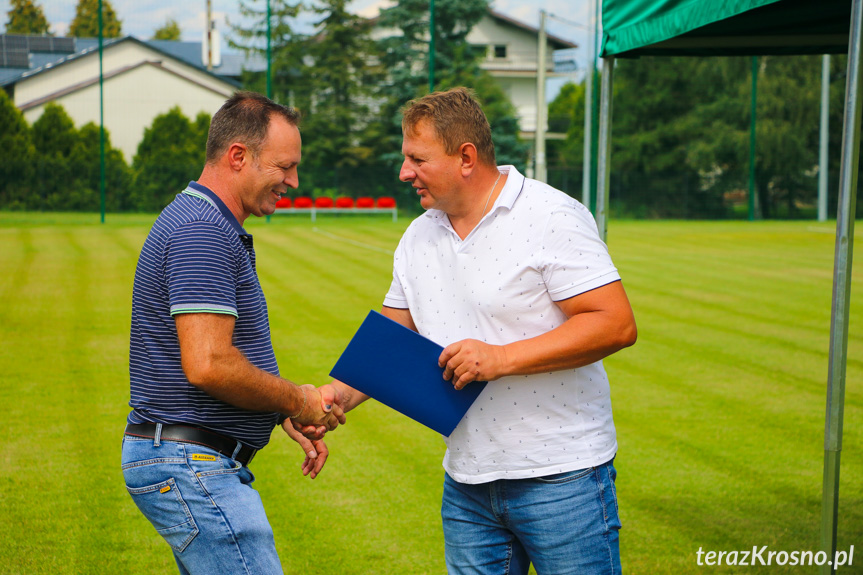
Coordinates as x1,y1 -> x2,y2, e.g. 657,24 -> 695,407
402,87 -> 496,165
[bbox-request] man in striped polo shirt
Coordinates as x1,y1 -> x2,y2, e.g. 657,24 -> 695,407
122,91 -> 343,575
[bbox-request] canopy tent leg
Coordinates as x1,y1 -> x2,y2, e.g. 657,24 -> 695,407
596,57 -> 615,243
820,0 -> 862,572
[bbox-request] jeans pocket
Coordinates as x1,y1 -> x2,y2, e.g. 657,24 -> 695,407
127,477 -> 199,552
534,467 -> 594,484
195,459 -> 243,478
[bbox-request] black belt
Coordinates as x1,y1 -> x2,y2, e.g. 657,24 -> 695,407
125,423 -> 257,466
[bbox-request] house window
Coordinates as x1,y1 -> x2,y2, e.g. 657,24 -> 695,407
494,45 -> 507,59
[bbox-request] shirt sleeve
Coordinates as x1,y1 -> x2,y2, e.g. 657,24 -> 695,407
165,221 -> 239,317
540,202 -> 620,301
382,235 -> 410,309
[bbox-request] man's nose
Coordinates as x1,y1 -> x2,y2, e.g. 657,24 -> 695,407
399,160 -> 415,182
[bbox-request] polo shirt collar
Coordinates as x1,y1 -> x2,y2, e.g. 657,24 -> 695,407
493,165 -> 525,211
424,164 -> 525,227
182,181 -> 248,236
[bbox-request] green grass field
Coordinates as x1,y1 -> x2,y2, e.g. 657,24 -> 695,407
0,213 -> 861,574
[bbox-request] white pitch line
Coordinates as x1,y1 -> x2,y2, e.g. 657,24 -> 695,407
313,227 -> 394,255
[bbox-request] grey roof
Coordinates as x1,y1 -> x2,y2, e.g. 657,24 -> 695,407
0,34 -> 124,86
216,51 -> 267,77
0,66 -> 27,84
147,39 -> 202,65
138,39 -> 266,77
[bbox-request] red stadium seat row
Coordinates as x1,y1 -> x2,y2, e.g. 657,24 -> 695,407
275,196 -> 396,209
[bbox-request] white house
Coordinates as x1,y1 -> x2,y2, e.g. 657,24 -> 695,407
0,34 -> 240,162
468,10 -> 577,139
361,4 -> 577,143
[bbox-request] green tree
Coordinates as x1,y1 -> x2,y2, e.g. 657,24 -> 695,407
5,0 -> 51,35
293,0 -> 385,197
132,107 -> 208,212
0,89 -> 36,210
608,54 -> 852,220
821,54 -> 863,219
69,0 -> 121,38
151,17 -> 180,41
373,0 -> 528,205
546,81 -> 586,195
31,103 -> 78,210
228,0 -> 302,103
65,122 -> 130,211
750,56 -> 822,218
612,57 -> 747,218
376,0 -> 487,105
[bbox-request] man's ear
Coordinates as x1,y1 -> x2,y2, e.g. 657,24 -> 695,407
227,143 -> 248,172
459,142 -> 479,175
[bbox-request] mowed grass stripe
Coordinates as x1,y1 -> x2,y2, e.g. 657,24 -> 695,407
618,237 -> 836,336
253,225 -> 397,383
1,215 -> 861,575
0,227 -> 35,306
606,221 -> 861,574
2,229 -> 110,572
0,222 -> 169,575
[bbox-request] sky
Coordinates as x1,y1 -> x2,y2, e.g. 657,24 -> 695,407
1,0 -> 600,98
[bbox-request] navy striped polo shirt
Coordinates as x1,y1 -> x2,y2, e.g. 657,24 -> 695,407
127,181 -> 281,449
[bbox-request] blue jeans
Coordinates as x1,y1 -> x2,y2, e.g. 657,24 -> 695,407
442,460 -> 621,575
121,433 -> 283,575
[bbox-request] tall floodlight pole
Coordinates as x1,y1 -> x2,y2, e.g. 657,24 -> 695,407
820,1 -> 862,572
429,0 -> 435,92
98,0 -> 105,224
206,0 -> 213,70
535,10 -> 548,183
748,56 -> 758,221
582,0 -> 595,210
265,0 -> 273,223
819,54 -> 831,222
266,0 -> 272,99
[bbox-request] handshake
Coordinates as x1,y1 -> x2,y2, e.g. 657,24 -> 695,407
280,382 -> 349,480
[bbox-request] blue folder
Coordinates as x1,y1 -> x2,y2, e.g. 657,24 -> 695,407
330,310 -> 487,436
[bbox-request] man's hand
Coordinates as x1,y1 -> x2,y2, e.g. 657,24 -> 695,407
439,339 -> 508,390
281,419 -> 329,479
291,384 -> 346,431
292,383 -> 345,440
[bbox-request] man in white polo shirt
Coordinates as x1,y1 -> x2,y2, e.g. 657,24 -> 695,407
324,87 -> 636,575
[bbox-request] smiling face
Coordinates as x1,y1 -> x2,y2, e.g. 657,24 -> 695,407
399,119 -> 463,214
242,115 -> 301,218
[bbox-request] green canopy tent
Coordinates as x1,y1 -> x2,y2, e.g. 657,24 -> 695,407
597,1 -> 858,571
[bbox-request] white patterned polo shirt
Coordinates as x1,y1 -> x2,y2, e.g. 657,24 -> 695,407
384,165 -> 621,484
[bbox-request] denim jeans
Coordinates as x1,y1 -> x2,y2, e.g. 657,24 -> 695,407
442,460 -> 621,575
121,433 -> 283,575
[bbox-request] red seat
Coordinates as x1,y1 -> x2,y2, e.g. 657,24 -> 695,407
275,197 -> 292,208
335,197 -> 354,208
356,197 -> 375,208
376,196 -> 396,208
315,197 -> 334,208
294,196 -> 313,208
